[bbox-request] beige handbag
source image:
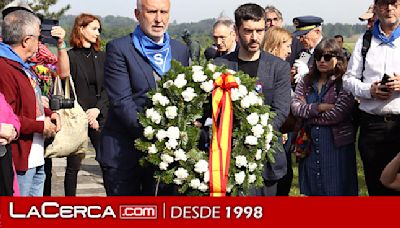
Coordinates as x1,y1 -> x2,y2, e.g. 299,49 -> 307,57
45,76 -> 89,158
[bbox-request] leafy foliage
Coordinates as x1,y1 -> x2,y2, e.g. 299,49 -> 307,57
28,0 -> 70,19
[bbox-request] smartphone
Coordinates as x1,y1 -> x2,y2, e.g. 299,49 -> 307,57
380,74 -> 393,92
40,19 -> 59,45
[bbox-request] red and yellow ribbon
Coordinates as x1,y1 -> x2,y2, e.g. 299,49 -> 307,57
209,73 -> 238,197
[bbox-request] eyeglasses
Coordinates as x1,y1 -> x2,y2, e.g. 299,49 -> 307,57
314,53 -> 336,61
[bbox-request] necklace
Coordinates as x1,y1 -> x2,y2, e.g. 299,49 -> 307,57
85,51 -> 92,58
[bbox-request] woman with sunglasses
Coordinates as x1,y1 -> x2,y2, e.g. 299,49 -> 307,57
291,39 -> 358,196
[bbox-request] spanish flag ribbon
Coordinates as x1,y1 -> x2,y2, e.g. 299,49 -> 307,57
209,73 -> 239,197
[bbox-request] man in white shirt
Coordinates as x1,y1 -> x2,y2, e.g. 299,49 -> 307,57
343,0 -> 400,196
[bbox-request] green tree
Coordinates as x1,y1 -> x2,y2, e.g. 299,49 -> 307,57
0,0 -> 14,10
28,0 -> 70,19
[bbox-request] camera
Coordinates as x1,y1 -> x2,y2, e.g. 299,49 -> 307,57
380,74 -> 393,92
49,95 -> 74,110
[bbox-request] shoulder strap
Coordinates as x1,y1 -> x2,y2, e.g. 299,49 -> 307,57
360,30 -> 373,82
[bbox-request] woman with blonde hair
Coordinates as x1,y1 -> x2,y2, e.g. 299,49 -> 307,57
263,27 -> 292,60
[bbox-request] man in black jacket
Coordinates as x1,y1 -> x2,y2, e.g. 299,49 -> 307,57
214,3 -> 291,196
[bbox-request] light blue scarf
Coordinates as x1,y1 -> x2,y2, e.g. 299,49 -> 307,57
372,20 -> 400,47
132,26 -> 171,76
0,42 -> 33,72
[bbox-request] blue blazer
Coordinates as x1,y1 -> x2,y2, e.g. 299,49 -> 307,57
214,51 -> 291,181
97,34 -> 190,169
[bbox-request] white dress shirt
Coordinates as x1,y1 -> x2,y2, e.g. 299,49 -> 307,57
343,29 -> 400,115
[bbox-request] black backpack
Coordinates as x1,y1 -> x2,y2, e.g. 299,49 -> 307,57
335,30 -> 373,129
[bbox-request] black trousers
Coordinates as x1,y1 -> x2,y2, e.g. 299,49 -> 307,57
277,132 -> 294,196
101,164 -> 156,196
44,128 -> 100,196
359,112 -> 400,196
0,145 -> 14,196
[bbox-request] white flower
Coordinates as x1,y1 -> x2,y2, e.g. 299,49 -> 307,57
258,97 -> 263,106
203,170 -> 210,183
161,154 -> 174,164
165,138 -> 179,150
260,113 -> 269,126
190,178 -> 201,189
146,108 -> 162,124
227,69 -> 236,75
226,185 -> 233,193
145,108 -> 155,118
194,160 -> 209,174
266,124 -> 274,144
174,149 -> 187,161
148,144 -> 158,154
238,85 -> 248,96
174,179 -> 183,185
192,66 -> 204,72
246,113 -> 259,126
167,126 -> 180,140
198,183 -> 209,192
152,93 -> 170,106
241,96 -> 251,109
174,74 -> 187,88
235,155 -> 248,168
144,126 -> 155,139
156,129 -> 167,141
252,124 -> 265,138
245,136 -> 258,145
200,80 -> 214,93
192,71 -> 207,82
159,162 -> 168,170
248,163 -> 258,172
174,167 -> 189,180
266,143 -> 271,151
207,64 -> 216,72
163,80 -> 174,89
255,149 -> 262,161
213,72 -> 222,80
230,88 -> 241,101
249,174 -> 256,184
182,87 -> 197,102
235,171 -> 246,185
247,92 -> 260,106
234,77 -> 241,85
165,106 -> 178,119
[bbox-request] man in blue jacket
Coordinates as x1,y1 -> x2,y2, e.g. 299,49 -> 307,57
97,0 -> 190,196
214,3 -> 291,196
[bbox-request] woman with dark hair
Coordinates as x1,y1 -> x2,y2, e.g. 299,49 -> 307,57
64,13 -> 107,196
291,39 -> 358,196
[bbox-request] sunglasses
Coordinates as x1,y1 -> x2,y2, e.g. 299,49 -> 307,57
314,53 -> 336,61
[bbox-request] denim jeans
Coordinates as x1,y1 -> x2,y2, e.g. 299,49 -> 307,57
17,165 -> 45,196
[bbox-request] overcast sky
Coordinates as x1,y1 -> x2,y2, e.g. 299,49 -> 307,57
54,0 -> 372,25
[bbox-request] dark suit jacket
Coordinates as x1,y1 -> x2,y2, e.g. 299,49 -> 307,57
214,51 -> 291,181
97,34 -> 190,169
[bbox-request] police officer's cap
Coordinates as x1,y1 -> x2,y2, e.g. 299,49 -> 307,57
292,16 -> 324,37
